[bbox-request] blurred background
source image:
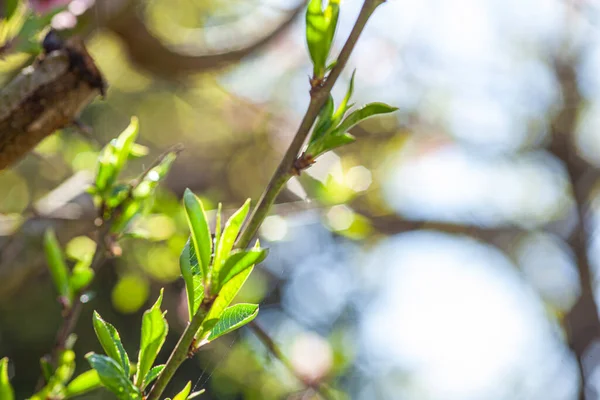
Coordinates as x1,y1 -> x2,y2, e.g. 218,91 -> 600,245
1,0 -> 600,398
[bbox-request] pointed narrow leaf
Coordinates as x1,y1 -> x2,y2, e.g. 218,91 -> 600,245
112,117 -> 140,178
86,354 -> 140,400
134,290 -> 168,388
65,370 -> 102,398
214,203 -> 222,250
0,358 -> 14,400
217,249 -> 268,292
173,381 -> 192,400
39,357 -> 53,382
142,364 -> 165,390
92,311 -> 130,376
308,132 -> 356,157
332,70 -> 356,125
332,102 -> 398,137
311,95 -> 335,143
180,239 -> 204,320
44,229 -> 72,305
183,189 -> 212,280
211,199 -> 250,292
208,304 -> 259,341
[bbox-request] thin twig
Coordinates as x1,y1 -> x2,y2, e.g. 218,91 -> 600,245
237,0 -> 386,249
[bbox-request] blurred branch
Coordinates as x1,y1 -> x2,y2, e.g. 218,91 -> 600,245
103,0 -> 306,78
548,53 -> 600,400
249,321 -> 333,399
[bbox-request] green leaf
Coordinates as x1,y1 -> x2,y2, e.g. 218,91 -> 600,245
65,370 -> 102,399
39,357 -> 53,382
332,102 -> 398,137
332,70 -> 356,125
211,199 -> 250,293
311,95 -> 335,143
207,303 -> 259,341
180,239 -> 204,321
92,311 -> 130,377
55,349 -> 76,383
141,364 -> 164,390
43,229 -> 72,306
202,265 -> 254,334
0,358 -> 14,400
86,354 -> 140,400
134,290 -> 168,388
5,0 -> 19,21
217,249 -> 268,292
183,189 -> 212,281
173,381 -> 192,400
307,102 -> 398,157
306,0 -> 340,78
214,203 -> 222,250
69,264 -> 94,293
94,141 -> 117,194
112,117 -> 140,180
308,132 -> 356,157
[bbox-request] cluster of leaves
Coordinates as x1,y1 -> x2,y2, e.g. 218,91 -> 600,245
305,72 -> 397,159
86,291 -> 203,400
180,191 -> 266,345
304,1 -> 397,160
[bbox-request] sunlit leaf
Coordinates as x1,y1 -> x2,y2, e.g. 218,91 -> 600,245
65,370 -> 102,399
311,95 -> 335,142
217,249 -> 268,292
86,354 -> 140,400
332,102 -> 398,137
332,70 -> 356,125
211,199 -> 250,293
92,311 -> 130,376
0,358 -> 14,400
306,0 -> 340,78
5,0 -> 19,21
180,239 -> 204,321
112,117 -> 140,180
141,364 -> 164,390
207,303 -> 258,341
173,381 -> 192,400
183,189 -> 211,280
134,290 -> 168,388
214,203 -> 222,251
43,229 -> 72,306
55,349 -> 75,384
69,265 -> 94,293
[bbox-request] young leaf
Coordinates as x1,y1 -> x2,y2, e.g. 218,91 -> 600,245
310,95 -> 335,143
4,0 -> 18,21
201,265 -> 254,333
43,229 -> 73,305
214,203 -> 222,250
142,364 -> 165,390
39,357 -> 53,382
306,0 -> 340,78
332,70 -> 356,125
217,249 -> 268,292
94,142 -> 117,194
92,311 -> 131,376
173,381 -> 192,400
65,370 -> 102,399
211,199 -> 251,292
134,290 -> 168,388
86,354 -> 140,400
207,303 -> 259,341
112,117 -> 140,179
180,239 -> 204,321
55,349 -> 76,384
69,264 -> 94,293
0,358 -> 14,400
183,189 -> 212,280
307,132 -> 356,157
332,102 -> 398,137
